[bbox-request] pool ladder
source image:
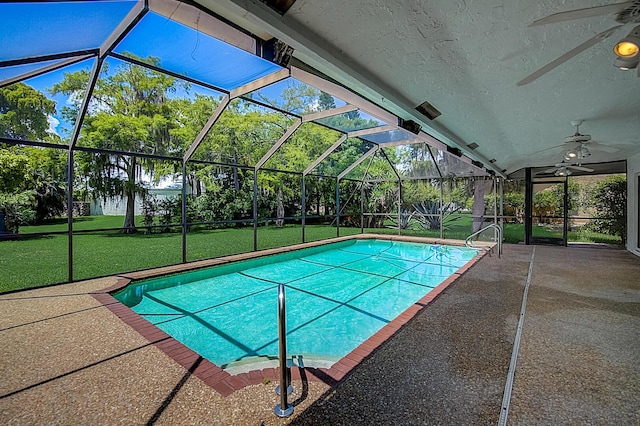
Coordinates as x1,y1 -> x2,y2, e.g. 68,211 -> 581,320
274,283 -> 294,417
466,224 -> 502,258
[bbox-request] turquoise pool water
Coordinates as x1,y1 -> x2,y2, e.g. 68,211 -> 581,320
114,239 -> 478,371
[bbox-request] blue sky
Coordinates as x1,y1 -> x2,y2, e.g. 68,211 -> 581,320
1,0 -> 378,142
0,1 -> 285,136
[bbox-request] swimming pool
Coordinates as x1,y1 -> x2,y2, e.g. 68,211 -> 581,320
114,238 -> 479,373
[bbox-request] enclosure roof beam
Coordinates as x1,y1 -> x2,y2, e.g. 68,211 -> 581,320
347,125 -> 395,138
150,0 -> 258,54
291,66 -> 397,125
110,52 -> 231,95
338,146 -> 378,181
68,58 -> 103,150
183,95 -> 230,163
230,68 -> 290,98
379,146 -> 401,181
0,50 -> 98,69
99,0 -> 148,58
301,104 -> 358,123
377,138 -> 423,148
68,1 -> 148,150
183,69 -> 290,163
426,144 -> 443,178
303,134 -> 347,176
255,118 -> 302,170
0,54 -> 94,89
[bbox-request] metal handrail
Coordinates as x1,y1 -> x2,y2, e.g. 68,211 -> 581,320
466,224 -> 502,257
274,283 -> 293,418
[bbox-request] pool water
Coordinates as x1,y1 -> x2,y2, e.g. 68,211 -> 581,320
114,239 -> 478,371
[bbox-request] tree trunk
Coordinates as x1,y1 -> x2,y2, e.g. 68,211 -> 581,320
123,188 -> 137,233
276,188 -> 284,227
122,158 -> 137,234
472,179 -> 491,232
232,151 -> 239,191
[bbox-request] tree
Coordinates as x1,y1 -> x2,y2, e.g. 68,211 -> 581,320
0,83 -> 56,140
51,57 -> 185,232
1,83 -> 66,228
586,175 -> 626,243
472,178 -> 492,232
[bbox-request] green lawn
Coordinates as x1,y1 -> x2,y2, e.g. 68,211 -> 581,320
1,219 -> 362,293
0,214 -> 620,293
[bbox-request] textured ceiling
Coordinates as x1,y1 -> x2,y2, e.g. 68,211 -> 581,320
199,0 -> 640,176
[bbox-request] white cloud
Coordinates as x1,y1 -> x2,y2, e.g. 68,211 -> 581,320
46,115 -> 60,135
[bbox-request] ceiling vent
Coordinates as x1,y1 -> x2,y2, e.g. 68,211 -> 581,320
446,146 -> 462,157
415,100 -> 441,120
467,142 -> 479,150
259,0 -> 297,15
262,38 -> 294,66
398,118 -> 421,135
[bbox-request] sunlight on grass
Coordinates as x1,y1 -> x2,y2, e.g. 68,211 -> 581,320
0,214 -> 621,293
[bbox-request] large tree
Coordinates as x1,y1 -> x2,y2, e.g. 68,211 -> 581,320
0,82 -> 56,140
0,84 -> 66,229
51,57 -> 185,231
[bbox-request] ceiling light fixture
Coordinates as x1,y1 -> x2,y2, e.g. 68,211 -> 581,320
579,145 -> 590,159
555,166 -> 571,177
613,25 -> 640,70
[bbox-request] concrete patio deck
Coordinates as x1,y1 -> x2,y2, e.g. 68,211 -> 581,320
1,243 -> 638,425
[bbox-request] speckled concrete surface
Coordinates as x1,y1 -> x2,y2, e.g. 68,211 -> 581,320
508,246 -> 640,425
1,244 -> 638,425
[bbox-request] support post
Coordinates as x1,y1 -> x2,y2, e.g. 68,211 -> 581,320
181,162 -> 187,263
274,283 -> 293,417
563,177 -> 569,247
493,176 -> 498,226
360,182 -> 364,234
499,177 -> 504,231
253,169 -> 258,251
335,177 -> 340,238
67,149 -> 74,282
439,179 -> 444,239
301,175 -> 306,243
397,177 -> 402,235
525,168 -> 533,245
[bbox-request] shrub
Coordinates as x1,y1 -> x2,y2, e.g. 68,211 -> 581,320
584,175 -> 626,244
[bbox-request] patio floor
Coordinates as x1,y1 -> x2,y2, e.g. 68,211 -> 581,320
1,243 -> 639,425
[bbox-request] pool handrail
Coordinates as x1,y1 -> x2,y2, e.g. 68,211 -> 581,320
274,283 -> 293,417
466,224 -> 502,258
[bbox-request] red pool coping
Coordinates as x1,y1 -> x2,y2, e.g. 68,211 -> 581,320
91,237 -> 492,397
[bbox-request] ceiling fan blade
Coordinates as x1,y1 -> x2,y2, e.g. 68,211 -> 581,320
537,167 -> 560,174
527,144 -> 564,156
590,143 -> 619,153
517,26 -> 623,86
529,2 -> 632,26
567,165 -> 595,172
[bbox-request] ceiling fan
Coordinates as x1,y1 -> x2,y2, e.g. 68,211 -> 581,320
562,119 -> 619,157
532,119 -> 619,160
518,0 -> 640,85
535,162 -> 595,176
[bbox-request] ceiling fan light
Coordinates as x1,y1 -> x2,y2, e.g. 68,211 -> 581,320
565,149 -> 577,158
614,40 -> 639,58
580,145 -> 590,158
614,26 -> 640,58
614,55 -> 640,70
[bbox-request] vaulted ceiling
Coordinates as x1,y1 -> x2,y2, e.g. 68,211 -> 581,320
199,0 -> 640,177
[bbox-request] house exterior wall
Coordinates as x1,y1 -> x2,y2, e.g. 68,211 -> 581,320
627,153 -> 640,257
90,189 -> 182,216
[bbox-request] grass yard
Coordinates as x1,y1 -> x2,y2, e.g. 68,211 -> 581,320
0,214 -> 620,293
